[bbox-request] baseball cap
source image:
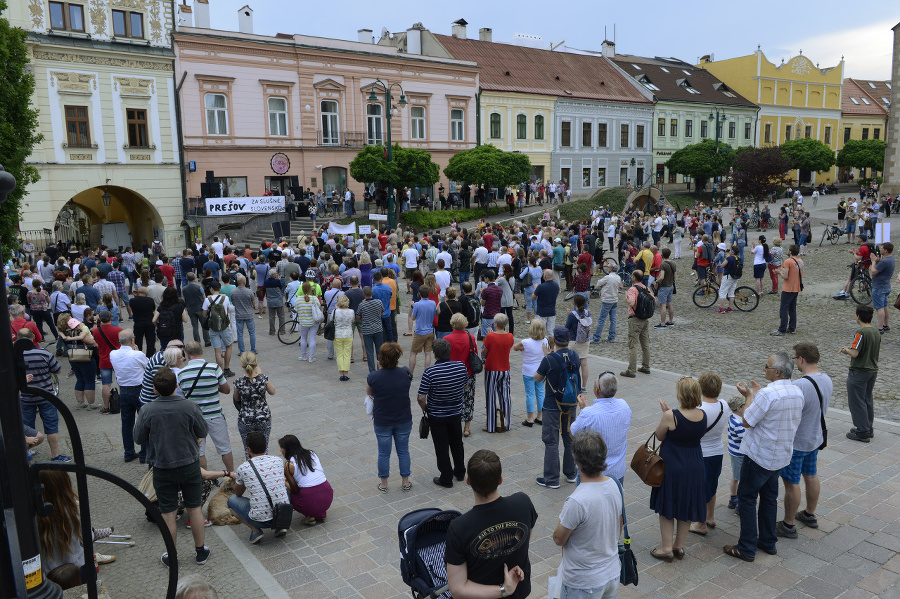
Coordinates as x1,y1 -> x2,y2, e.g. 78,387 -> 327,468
553,326 -> 570,344
67,318 -> 81,329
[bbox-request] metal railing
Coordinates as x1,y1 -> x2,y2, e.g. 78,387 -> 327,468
315,130 -> 365,148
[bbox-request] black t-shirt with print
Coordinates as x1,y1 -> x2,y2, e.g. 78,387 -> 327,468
444,492 -> 538,598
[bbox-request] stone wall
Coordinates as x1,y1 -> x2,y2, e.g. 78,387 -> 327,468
195,211 -> 288,244
883,22 -> 900,198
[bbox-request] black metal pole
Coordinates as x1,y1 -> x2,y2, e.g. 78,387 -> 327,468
0,164 -> 63,598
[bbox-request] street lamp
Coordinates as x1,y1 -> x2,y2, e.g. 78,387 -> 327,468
101,187 -> 111,207
708,109 -> 729,201
367,79 -> 407,229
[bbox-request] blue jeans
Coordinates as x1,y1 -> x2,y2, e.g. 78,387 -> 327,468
363,331 -> 384,373
561,577 -> 619,599
738,242 -> 746,264
524,286 -> 535,312
480,317 -> 495,337
119,386 -> 146,461
798,234 -> 808,248
779,291 -> 798,333
382,316 -> 393,343
736,456 -> 780,559
71,360 -> 97,392
236,318 -> 257,353
458,271 -> 470,293
523,375 -> 544,413
374,421 -> 412,479
227,494 -> 272,529
542,409 -> 575,486
592,301 -> 617,342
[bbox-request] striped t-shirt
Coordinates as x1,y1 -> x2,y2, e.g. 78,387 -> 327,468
357,298 -> 385,335
21,347 -> 61,404
417,360 -> 469,418
139,351 -> 167,405
727,414 -> 745,457
177,359 -> 226,419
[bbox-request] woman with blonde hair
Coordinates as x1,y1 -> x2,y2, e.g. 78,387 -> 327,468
359,251 -> 373,288
293,282 -> 321,362
233,351 -> 276,459
513,317 -> 549,426
333,294 -> 355,381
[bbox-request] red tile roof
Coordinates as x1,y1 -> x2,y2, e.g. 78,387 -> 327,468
434,34 -> 652,105
842,78 -> 890,116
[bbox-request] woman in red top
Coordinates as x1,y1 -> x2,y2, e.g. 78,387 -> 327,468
482,313 -> 514,433
446,313 -> 476,437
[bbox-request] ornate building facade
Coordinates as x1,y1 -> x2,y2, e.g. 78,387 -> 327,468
4,0 -> 184,250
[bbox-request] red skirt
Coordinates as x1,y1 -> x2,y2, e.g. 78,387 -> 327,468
289,480 -> 334,519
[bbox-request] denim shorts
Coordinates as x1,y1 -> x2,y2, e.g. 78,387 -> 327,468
22,402 -> 59,435
703,454 -> 724,502
99,368 -> 114,385
780,449 -> 817,484
872,288 -> 890,310
657,286 -> 673,305
209,327 -> 234,350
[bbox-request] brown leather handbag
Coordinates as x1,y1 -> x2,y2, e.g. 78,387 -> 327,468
631,433 -> 665,487
893,292 -> 900,311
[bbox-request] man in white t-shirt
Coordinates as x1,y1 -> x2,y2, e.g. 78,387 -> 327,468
652,215 -> 664,245
434,260 -> 452,298
402,245 -> 420,292
210,237 -> 224,261
202,282 -> 235,377
471,241 -> 489,282
228,432 -> 290,543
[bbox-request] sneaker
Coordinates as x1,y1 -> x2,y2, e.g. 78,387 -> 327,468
161,552 -> 170,568
93,527 -> 114,540
725,307 -> 733,313
833,291 -> 849,299
274,529 -> 288,538
846,430 -> 871,443
770,330 -> 784,336
727,496 -> 739,510
775,521 -> 798,539
716,307 -> 726,313
223,369 -> 235,378
298,355 -> 307,361
653,323 -> 667,329
665,321 -> 675,326
95,552 -> 115,564
50,455 -> 73,463
565,475 -> 578,484
186,518 -> 212,529
195,545 -> 210,565
249,530 -> 264,544
796,510 -> 819,529
535,477 -> 560,489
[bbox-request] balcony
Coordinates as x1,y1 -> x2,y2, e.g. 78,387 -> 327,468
316,130 -> 365,148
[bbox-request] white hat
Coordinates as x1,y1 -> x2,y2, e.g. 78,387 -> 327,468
717,243 -> 727,250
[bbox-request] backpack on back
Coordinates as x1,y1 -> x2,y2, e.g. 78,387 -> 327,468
207,295 -> 230,332
634,285 -> 656,319
549,351 -> 581,414
574,310 -> 592,344
156,307 -> 177,338
702,242 -> 715,262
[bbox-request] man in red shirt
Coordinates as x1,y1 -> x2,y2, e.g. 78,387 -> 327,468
10,304 -> 42,343
159,256 -> 175,287
834,234 -> 873,299
576,248 -> 593,272
649,245 -> 663,286
696,234 -> 712,282
483,231 -> 494,254
378,230 -> 389,252
93,310 -> 123,413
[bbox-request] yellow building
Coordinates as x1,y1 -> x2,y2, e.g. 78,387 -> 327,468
698,50 -> 843,184
839,78 -> 890,180
477,92 -> 554,182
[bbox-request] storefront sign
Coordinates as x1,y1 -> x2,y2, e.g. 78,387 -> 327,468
271,153 -> 290,175
205,196 -> 285,215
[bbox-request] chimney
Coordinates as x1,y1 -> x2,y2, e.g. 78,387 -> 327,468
479,27 -> 492,42
601,40 -> 615,58
238,5 -> 253,34
451,18 -> 468,39
194,0 -> 209,29
357,28 -> 373,43
406,23 -> 423,54
176,2 -> 193,29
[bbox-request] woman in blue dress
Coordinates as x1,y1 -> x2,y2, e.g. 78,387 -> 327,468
649,376 -> 708,562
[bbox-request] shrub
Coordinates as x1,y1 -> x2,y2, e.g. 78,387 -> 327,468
400,206 -> 507,231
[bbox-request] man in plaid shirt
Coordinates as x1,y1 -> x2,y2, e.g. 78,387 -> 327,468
108,261 -> 133,320
172,254 -> 184,296
122,248 -> 136,284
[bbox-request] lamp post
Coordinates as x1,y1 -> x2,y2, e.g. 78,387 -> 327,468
367,79 -> 407,229
708,109 -> 728,201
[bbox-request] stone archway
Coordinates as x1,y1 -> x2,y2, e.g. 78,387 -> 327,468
61,186 -> 164,249
624,186 -> 664,214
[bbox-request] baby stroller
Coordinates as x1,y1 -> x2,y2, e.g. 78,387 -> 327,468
398,508 -> 461,599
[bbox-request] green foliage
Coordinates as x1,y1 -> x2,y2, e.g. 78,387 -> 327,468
348,145 -> 393,184
349,144 -> 439,189
584,187 -> 630,213
780,138 -> 835,173
524,188 -> 629,226
0,0 -> 43,252
732,146 -> 793,203
665,140 -> 735,192
400,206 -> 507,231
836,139 -> 886,173
443,144 -> 532,189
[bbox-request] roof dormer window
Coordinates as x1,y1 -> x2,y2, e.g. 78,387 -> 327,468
850,97 -> 859,104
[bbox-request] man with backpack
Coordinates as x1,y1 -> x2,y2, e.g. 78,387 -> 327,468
533,327 -> 583,489
622,270 -> 655,378
203,281 -> 235,378
697,234 -> 713,283
716,246 -> 741,314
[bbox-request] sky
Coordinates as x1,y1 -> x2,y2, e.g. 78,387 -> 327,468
204,0 -> 900,80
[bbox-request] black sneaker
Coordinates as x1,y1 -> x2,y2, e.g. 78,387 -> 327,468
846,430 -> 871,443
535,477 -> 560,489
653,324 -> 667,329
195,546 -> 210,565
775,521 -> 798,539
223,369 -> 236,378
796,511 -> 818,529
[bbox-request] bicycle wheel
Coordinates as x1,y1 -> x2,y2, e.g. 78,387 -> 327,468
277,319 -> 303,345
748,216 -> 760,229
733,286 -> 759,312
564,290 -> 576,301
601,258 -> 618,274
830,230 -> 840,245
819,231 -> 827,247
850,276 -> 872,305
693,282 -> 718,308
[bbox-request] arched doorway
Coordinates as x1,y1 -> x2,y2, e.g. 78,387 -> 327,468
58,186 -> 164,250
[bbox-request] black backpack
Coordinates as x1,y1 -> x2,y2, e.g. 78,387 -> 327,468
634,285 -> 656,319
731,259 -> 744,280
156,307 -> 177,338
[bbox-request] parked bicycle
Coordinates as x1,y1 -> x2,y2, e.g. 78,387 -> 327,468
848,264 -> 872,305
692,270 -> 759,311
819,223 -> 846,246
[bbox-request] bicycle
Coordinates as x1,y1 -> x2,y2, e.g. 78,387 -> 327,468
850,267 -> 872,305
819,223 -> 845,246
277,298 -> 303,344
600,257 -> 618,275
731,285 -> 760,312
693,275 -> 720,308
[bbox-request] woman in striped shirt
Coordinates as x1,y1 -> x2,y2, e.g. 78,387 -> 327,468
293,282 -> 321,362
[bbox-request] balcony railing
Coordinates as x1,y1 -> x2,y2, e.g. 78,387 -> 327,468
316,130 -> 365,148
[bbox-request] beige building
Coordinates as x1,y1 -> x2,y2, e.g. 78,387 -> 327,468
4,0 -> 184,251
839,78 -> 891,181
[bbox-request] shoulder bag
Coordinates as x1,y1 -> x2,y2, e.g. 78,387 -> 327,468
468,333 -> 484,374
613,477 -> 638,586
803,375 -> 828,450
310,298 -> 324,323
247,458 -> 293,531
630,433 -> 665,487
322,294 -> 338,341
65,328 -> 93,362
418,410 -> 430,439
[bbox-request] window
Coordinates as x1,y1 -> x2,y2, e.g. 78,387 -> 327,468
670,119 -> 677,137
204,94 -> 228,135
366,103 -> 383,145
744,122 -> 751,140
844,127 -> 851,142
49,2 -> 85,32
728,122 -> 736,138
411,106 -> 426,140
126,108 -> 148,147
597,123 -> 607,147
658,118 -> 665,137
582,168 -> 591,188
112,9 -> 144,38
513,114 -> 526,140
700,120 -> 708,138
883,97 -> 891,104
267,97 -> 287,136
861,98 -> 871,105
868,82 -> 876,89
722,91 -> 736,98
597,168 -> 606,187
489,113 -> 501,139
764,123 -> 772,143
64,105 -> 90,146
850,97 -> 859,105
669,171 -> 677,184
450,109 -> 464,141
804,125 -> 811,139
620,123 -> 629,148
534,115 -> 544,140
785,125 -> 791,141
874,128 -> 880,140
685,119 -> 693,137
660,67 -> 670,73
320,100 -> 339,145
582,122 -> 592,147
862,128 -> 868,140
560,121 -> 571,147
636,125 -> 645,148
824,126 -> 831,145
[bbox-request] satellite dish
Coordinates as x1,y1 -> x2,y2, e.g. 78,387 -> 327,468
381,26 -> 390,40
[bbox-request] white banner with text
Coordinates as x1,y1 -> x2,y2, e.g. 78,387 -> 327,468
206,196 -> 285,216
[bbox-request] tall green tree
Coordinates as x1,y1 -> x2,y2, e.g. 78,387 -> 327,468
664,139 -> 735,194
0,0 -> 43,253
349,143 -> 439,223
836,139 -> 886,174
780,138 -> 835,176
731,146 -> 793,205
443,144 -> 531,212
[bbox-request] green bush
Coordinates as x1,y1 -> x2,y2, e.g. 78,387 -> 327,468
523,188 -> 630,226
400,206 -> 507,230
